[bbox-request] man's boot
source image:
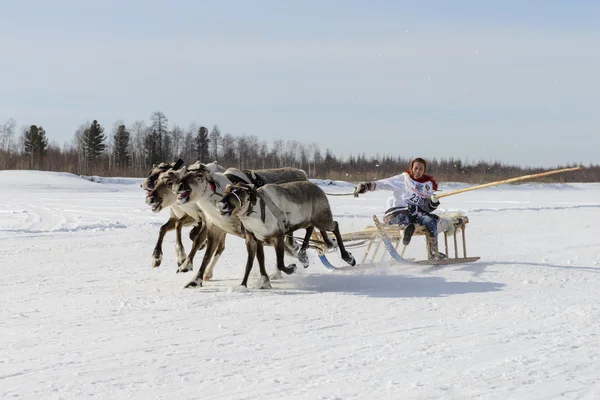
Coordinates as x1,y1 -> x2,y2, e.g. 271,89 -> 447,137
402,224 -> 415,246
399,224 -> 415,258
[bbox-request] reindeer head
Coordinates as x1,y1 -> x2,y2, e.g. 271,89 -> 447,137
145,169 -> 184,212
172,162 -> 214,205
140,159 -> 184,193
217,183 -> 257,217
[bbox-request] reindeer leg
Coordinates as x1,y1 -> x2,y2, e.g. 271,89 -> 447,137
241,234 -> 257,288
298,226 -> 314,268
189,222 -> 208,251
185,229 -> 223,288
174,215 -> 193,267
256,241 -> 271,289
276,233 -> 297,275
331,221 -> 356,266
177,222 -> 207,273
318,228 -> 337,250
283,234 -> 300,257
152,217 -> 177,268
203,232 -> 224,281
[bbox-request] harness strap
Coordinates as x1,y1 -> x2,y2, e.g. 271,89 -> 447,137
257,190 -> 289,233
224,169 -> 265,187
259,197 -> 266,223
242,170 -> 264,187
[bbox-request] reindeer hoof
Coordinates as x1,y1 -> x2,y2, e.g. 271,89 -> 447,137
203,271 -> 213,281
298,250 -> 309,268
184,279 -> 202,288
152,256 -> 162,268
279,264 -> 297,275
259,276 -> 272,289
177,260 -> 193,273
344,253 -> 356,266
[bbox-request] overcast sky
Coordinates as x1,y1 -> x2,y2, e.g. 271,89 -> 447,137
1,0 -> 599,168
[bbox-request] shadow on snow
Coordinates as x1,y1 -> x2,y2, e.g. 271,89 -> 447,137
286,272 -> 505,299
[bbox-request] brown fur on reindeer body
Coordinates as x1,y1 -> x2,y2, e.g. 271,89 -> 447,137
223,181 -> 335,242
217,180 -> 355,288
223,167 -> 308,187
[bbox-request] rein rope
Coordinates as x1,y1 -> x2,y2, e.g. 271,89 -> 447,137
324,192 -> 356,196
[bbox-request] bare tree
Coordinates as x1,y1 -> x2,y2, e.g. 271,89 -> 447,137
129,120 -> 147,176
283,140 -> 299,168
170,124 -> 184,160
244,135 -> 260,169
0,118 -> 17,169
221,133 -> 236,168
0,118 -> 16,152
258,140 -> 269,169
182,128 -> 195,164
236,135 -> 249,168
209,125 -> 221,162
270,139 -> 284,168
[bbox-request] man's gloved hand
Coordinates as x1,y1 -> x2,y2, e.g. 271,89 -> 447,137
423,195 -> 440,212
353,182 -> 374,197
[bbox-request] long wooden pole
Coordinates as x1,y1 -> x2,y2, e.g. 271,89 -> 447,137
434,166 -> 582,200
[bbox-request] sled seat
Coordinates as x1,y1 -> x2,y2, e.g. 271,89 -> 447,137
400,216 -> 471,261
348,215 -> 472,263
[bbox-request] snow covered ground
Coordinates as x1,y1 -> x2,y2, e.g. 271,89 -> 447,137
1,170 -> 599,400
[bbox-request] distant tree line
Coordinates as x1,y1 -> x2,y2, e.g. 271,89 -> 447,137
0,112 -> 598,183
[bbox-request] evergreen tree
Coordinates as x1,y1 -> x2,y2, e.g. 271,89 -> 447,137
195,126 -> 210,161
113,125 -> 131,172
170,125 -> 184,160
83,120 -> 106,171
150,111 -> 168,161
23,125 -> 48,169
144,129 -> 161,166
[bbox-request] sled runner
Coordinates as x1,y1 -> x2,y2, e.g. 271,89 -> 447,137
309,214 -> 480,269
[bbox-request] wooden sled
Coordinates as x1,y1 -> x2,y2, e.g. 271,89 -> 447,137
310,214 -> 480,269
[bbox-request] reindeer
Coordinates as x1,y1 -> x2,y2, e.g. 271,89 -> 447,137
171,164 -> 308,288
141,159 -> 194,268
143,161 -> 225,277
216,181 -> 356,288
